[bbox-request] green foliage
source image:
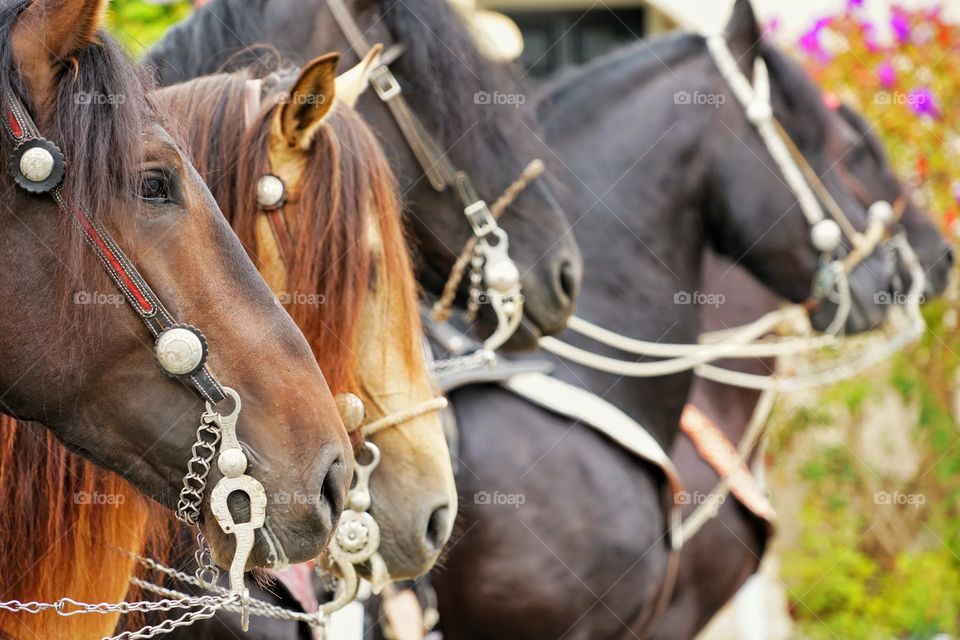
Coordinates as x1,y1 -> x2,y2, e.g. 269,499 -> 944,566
107,0 -> 192,56
772,3 -> 960,638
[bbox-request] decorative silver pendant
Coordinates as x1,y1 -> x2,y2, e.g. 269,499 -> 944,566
868,200 -> 894,225
207,389 -> 267,632
335,393 -> 365,433
256,174 -> 286,209
318,442 -> 385,618
811,219 -> 842,253
155,326 -> 207,376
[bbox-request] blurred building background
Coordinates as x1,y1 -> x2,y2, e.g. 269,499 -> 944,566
470,0 -> 960,77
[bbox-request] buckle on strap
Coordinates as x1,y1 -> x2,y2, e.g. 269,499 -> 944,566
369,66 -> 401,101
464,200 -> 498,238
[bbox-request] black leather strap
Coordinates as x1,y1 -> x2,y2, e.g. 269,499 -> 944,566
3,87 -> 226,404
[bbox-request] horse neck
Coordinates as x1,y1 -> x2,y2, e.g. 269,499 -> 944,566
0,419 -> 170,638
539,39 -> 724,448
144,0 -> 279,85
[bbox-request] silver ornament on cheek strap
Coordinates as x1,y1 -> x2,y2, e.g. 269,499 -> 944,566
206,389 -> 268,632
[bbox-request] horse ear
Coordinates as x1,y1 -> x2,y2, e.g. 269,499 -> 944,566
274,52 -> 340,150
335,44 -> 383,108
724,0 -> 762,73
12,0 -> 109,115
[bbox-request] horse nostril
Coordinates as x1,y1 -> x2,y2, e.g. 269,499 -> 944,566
321,455 -> 348,524
945,247 -> 956,268
557,258 -> 580,305
424,505 -> 452,552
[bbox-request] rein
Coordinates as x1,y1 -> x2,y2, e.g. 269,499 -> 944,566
326,0 -> 531,354
537,34 -> 927,543
0,86 -> 274,635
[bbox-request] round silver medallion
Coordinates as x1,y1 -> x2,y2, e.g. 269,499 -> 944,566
19,146 -> 55,183
485,259 -> 520,293
155,327 -> 206,375
335,392 -> 366,433
333,510 -> 381,562
811,219 -> 842,253
868,200 -> 894,225
256,174 -> 286,209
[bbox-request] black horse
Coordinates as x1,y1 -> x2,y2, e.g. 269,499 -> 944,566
652,96 -> 955,639
144,0 -> 582,347
426,3 -> 953,639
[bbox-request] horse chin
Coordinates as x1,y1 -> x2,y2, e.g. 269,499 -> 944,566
202,504 -> 334,571
809,289 -> 889,335
371,544 -> 441,582
470,307 -> 542,351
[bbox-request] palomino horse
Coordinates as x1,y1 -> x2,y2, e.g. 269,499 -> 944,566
426,2 -> 953,639
143,0 -> 583,348
652,98 -> 956,639
153,52 -> 458,580
0,0 -> 352,638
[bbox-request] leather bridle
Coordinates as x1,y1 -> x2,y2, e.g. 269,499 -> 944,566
2,85 -> 270,631
3,88 -> 225,404
325,0 -> 531,353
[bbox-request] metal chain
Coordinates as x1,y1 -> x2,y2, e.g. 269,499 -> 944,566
193,530 -> 220,588
0,592 -> 236,618
129,553 -> 326,627
464,243 -> 485,323
109,596 -> 236,640
176,410 -> 222,526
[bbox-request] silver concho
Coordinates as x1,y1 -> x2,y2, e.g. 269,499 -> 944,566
868,200 -> 894,225
333,510 -> 381,563
811,219 -> 842,253
335,392 -> 366,433
256,174 -> 286,209
19,146 -> 54,182
155,327 -> 205,375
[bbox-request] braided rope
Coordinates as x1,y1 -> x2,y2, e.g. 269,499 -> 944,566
430,159 -> 545,322
361,397 -> 449,437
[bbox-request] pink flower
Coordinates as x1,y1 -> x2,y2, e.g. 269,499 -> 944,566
891,11 -> 911,43
908,87 -> 940,119
877,62 -> 896,88
799,18 -> 834,62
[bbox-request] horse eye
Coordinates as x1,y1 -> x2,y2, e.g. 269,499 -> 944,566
139,171 -> 171,203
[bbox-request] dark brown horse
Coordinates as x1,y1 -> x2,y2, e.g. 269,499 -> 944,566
143,0 -> 583,348
0,1 -> 352,637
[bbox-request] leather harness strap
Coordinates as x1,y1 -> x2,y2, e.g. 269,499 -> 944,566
326,0 -> 492,211
3,88 -> 226,404
243,78 -> 297,263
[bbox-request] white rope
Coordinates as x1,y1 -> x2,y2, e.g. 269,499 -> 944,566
361,397 -> 449,437
706,35 -> 826,228
564,308 -> 837,358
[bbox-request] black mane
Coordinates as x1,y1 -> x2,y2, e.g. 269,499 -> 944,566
1,0 -> 156,322
537,32 -> 705,131
144,0 -> 542,193
142,0 -> 270,85
1,1 -> 151,220
377,0 -> 528,151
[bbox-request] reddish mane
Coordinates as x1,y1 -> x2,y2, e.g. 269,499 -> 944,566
0,63 -> 422,638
